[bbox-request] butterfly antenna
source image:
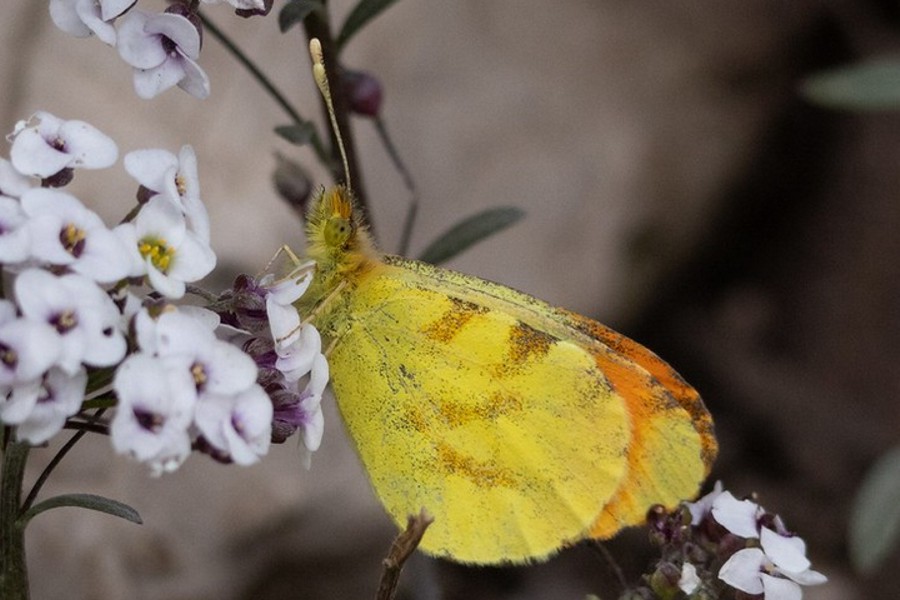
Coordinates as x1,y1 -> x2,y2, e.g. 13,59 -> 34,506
309,38 -> 352,191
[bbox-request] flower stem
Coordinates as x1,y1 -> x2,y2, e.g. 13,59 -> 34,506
0,440 -> 31,599
198,11 -> 331,166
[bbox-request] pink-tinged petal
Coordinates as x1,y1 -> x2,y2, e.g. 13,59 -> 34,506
175,53 -> 210,99
718,548 -> 765,595
761,527 -> 811,574
116,9 -> 166,68
760,574 -> 802,600
58,120 -> 118,169
10,128 -> 71,177
144,13 -> 200,58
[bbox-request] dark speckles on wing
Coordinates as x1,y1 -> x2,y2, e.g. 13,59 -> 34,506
421,296 -> 488,343
492,321 -> 558,378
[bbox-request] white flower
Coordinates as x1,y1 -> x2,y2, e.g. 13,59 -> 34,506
124,145 -> 210,243
135,307 -> 257,396
14,269 -> 126,374
262,263 -> 314,349
20,188 -> 132,282
711,490 -> 762,538
48,0 -> 131,45
686,480 -> 724,526
678,562 -> 700,595
111,353 -> 196,475
194,384 -> 272,465
0,300 -> 62,387
9,111 -> 118,178
275,323 -> 321,382
115,195 -> 216,298
116,9 -> 210,99
0,197 -> 31,264
0,367 -> 87,444
271,352 -> 328,466
0,157 -> 32,198
719,527 -> 827,599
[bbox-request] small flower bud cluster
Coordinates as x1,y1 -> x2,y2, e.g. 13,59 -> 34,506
216,263 -> 329,469
0,111 -> 328,474
48,0 -> 270,100
621,482 -> 827,600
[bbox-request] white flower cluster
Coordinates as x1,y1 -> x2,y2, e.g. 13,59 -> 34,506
687,482 -> 828,600
0,111 -> 328,475
48,0 -> 268,99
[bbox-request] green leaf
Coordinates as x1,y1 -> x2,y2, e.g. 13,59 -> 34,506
336,0 -> 401,52
278,0 -> 323,33
417,206 -> 525,265
275,122 -> 316,146
802,59 -> 900,111
849,445 -> 900,573
20,493 -> 142,526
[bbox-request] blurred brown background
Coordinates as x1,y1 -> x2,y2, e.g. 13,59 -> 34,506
3,0 -> 898,598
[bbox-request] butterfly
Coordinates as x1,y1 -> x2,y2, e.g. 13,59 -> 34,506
292,185 -> 717,564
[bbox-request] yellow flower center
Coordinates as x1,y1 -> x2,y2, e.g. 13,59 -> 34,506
139,237 -> 175,273
175,173 -> 187,197
60,223 -> 86,256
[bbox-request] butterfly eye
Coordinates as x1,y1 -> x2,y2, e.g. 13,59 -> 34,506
324,216 -> 353,248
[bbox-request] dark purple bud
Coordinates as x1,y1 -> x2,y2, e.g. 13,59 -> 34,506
342,69 -> 383,118
41,167 -> 74,188
273,152 -> 312,217
228,274 -> 271,333
236,0 -> 273,18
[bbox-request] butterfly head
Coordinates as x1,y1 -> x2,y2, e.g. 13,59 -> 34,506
304,185 -> 378,276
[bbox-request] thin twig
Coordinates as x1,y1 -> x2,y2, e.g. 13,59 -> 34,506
589,539 -> 628,592
21,409 -> 107,513
198,11 -> 331,165
375,509 -> 434,600
373,116 -> 419,255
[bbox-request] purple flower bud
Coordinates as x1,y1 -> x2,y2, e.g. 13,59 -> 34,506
342,70 -> 383,118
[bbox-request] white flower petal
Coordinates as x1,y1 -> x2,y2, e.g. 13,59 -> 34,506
0,157 -> 34,198
57,119 -> 118,169
116,9 -> 166,68
719,548 -> 765,595
761,574 -> 803,600
175,53 -> 211,99
761,527 -> 811,574
10,127 -> 72,177
678,562 -> 700,594
144,13 -> 200,58
14,367 -> 87,444
124,148 -> 178,192
49,0 -> 93,37
712,491 -> 761,538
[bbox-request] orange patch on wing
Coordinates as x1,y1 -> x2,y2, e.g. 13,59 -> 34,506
559,311 -> 717,537
421,297 -> 487,343
437,442 -> 517,488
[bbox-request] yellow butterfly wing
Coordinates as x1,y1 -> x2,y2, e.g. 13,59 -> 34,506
324,255 -> 716,564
